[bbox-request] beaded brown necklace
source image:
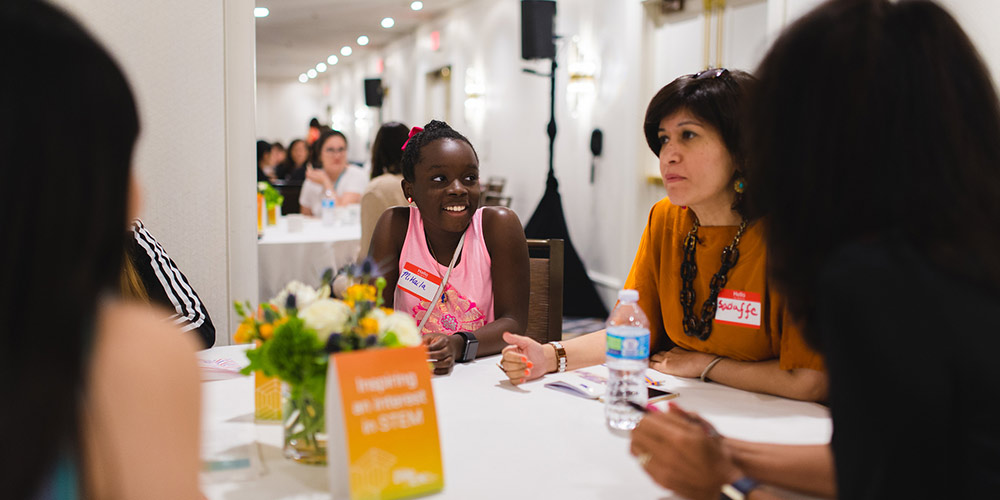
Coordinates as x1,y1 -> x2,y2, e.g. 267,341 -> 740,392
679,217 -> 748,340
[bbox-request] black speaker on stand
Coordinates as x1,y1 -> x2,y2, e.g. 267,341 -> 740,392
520,0 -> 609,319
364,78 -> 383,107
521,1 -> 556,60
364,78 -> 384,126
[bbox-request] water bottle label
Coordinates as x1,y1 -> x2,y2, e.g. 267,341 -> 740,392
606,327 -> 650,360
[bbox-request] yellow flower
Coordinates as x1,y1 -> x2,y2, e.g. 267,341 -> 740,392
345,284 -> 377,303
234,322 -> 254,344
359,317 -> 379,335
259,323 -> 274,340
381,307 -> 394,316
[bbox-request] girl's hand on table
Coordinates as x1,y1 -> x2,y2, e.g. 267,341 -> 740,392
424,333 -> 459,375
650,347 -> 718,379
630,403 -> 740,500
498,332 -> 546,384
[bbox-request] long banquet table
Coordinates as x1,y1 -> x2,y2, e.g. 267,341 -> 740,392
198,344 -> 831,499
257,216 -> 361,302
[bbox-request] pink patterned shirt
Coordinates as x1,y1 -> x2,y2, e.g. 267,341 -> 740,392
394,206 -> 494,335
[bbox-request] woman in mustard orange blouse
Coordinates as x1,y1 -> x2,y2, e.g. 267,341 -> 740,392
500,69 -> 826,402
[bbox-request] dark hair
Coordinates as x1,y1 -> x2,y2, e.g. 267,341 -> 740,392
370,122 -> 409,178
643,68 -> 756,217
309,117 -> 321,128
1,1 -> 139,496
747,0 -> 1000,335
256,140 -> 271,165
400,120 -> 478,182
311,129 -> 348,169
278,138 -> 308,177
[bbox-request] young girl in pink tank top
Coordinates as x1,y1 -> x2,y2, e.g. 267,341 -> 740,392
369,120 -> 529,375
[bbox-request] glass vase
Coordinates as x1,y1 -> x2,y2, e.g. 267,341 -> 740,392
282,382 -> 327,465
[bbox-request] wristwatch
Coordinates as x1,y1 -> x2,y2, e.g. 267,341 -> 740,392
720,477 -> 759,500
454,331 -> 479,363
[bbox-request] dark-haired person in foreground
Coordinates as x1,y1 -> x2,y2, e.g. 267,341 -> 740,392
2,1 -> 202,499
630,0 -> 1000,498
501,70 -> 826,402
370,120 -> 529,375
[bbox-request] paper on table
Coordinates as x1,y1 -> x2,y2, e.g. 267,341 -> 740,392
199,357 -> 247,381
543,368 -> 608,399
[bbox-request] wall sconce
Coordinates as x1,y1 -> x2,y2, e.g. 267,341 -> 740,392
354,108 -> 372,137
567,36 -> 598,119
464,68 -> 486,123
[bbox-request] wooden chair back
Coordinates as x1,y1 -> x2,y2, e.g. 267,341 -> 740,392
524,239 -> 564,343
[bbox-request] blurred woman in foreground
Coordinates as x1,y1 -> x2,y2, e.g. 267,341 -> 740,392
0,2 -> 201,498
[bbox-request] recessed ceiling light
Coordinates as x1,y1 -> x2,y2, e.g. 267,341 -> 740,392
381,17 -> 395,29
307,69 -> 318,78
327,55 -> 339,65
410,1 -> 423,11
254,7 -> 269,18
357,35 -> 370,46
341,46 -> 353,56
298,73 -> 308,83
316,62 -> 327,72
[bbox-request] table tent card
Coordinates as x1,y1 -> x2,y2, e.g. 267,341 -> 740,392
326,345 -> 444,500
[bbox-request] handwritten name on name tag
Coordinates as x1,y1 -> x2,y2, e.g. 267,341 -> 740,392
714,289 -> 762,328
397,262 -> 442,302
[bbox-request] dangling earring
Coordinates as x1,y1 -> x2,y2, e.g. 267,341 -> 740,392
733,176 -> 746,194
407,197 -> 414,206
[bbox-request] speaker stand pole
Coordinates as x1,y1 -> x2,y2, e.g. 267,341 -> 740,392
546,57 -> 557,178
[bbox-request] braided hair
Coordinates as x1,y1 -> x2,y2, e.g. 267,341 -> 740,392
400,120 -> 478,181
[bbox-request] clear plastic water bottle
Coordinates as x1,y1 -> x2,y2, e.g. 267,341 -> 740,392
321,194 -> 336,226
605,289 -> 651,431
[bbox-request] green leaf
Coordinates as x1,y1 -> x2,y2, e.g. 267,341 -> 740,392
234,300 -> 247,317
381,331 -> 400,347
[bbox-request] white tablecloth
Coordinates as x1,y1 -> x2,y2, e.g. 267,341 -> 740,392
257,217 -> 361,302
197,345 -> 831,499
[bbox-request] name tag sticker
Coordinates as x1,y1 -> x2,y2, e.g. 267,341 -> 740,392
397,262 -> 441,302
714,289 -> 762,328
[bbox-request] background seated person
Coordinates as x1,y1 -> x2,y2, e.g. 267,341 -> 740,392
360,121 -> 410,257
501,69 -> 826,402
299,129 -> 367,216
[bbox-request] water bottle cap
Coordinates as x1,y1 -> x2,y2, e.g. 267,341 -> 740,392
618,289 -> 639,302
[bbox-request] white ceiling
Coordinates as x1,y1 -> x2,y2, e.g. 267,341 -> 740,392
255,0 -> 472,82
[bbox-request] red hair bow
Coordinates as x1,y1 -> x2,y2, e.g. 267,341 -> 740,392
400,126 -> 423,151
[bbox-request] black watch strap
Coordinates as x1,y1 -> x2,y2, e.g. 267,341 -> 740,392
455,331 -> 478,362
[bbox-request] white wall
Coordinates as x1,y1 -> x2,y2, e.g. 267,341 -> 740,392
52,0 -> 258,345
256,80 -> 325,146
